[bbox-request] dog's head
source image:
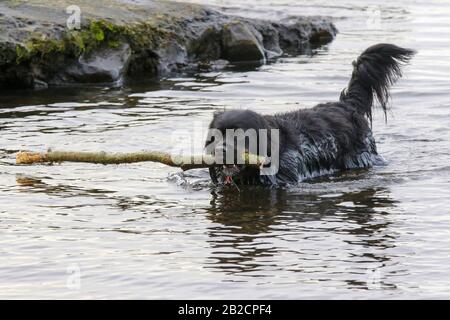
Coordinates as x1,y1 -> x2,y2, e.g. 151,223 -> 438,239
205,109 -> 275,185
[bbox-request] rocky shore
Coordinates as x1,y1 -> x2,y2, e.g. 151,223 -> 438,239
0,0 -> 337,89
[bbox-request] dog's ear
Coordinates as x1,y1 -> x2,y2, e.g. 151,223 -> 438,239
212,110 -> 224,119
209,111 -> 224,128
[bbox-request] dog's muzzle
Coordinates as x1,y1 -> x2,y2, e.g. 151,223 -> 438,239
221,164 -> 240,185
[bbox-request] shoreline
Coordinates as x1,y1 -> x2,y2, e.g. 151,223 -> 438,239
0,0 -> 337,89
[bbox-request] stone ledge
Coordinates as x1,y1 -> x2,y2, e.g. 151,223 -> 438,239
0,0 -> 337,89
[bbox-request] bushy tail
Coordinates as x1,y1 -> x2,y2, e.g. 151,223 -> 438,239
340,43 -> 415,122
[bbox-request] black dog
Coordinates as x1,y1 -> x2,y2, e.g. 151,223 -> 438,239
205,43 -> 415,186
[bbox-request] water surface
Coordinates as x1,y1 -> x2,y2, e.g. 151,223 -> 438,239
1,0 -> 450,299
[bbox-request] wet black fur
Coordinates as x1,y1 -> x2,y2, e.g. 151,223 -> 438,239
206,43 -> 415,186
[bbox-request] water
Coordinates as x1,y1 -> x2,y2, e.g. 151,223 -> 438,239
1,0 -> 450,299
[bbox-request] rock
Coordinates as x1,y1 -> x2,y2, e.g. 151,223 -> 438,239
33,78 -> 48,89
253,24 -> 283,60
191,27 -> 222,61
0,0 -> 337,89
222,22 -> 265,63
275,17 -> 337,55
52,43 -> 131,85
157,42 -> 188,73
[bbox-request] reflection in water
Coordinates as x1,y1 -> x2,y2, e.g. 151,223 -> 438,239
205,185 -> 399,290
15,175 -> 115,199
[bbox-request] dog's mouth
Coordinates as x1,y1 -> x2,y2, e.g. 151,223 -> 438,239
221,164 -> 240,185
208,144 -> 261,187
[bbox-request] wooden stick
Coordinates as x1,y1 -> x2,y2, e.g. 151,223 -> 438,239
16,150 -> 267,171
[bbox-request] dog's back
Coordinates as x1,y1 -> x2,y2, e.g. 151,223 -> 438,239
272,44 -> 415,184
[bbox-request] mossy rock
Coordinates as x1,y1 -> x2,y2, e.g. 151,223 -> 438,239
0,0 -> 337,89
222,22 -> 265,63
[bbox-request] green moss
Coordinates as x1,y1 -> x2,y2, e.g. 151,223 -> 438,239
13,19 -> 178,64
68,31 -> 85,55
90,22 -> 105,41
107,40 -> 120,48
15,37 -> 65,63
15,44 -> 29,63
